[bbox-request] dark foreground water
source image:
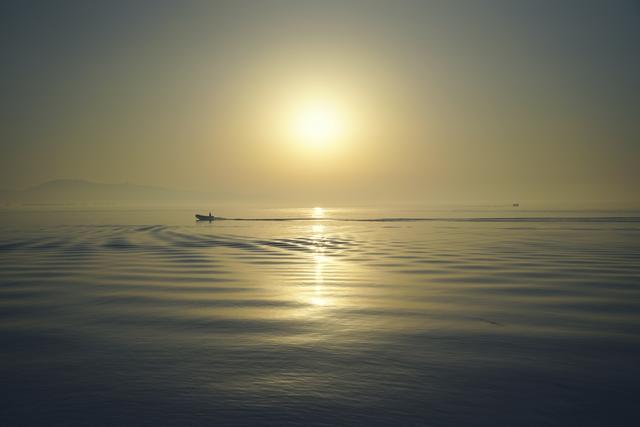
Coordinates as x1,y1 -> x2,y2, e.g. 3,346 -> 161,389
1,208 -> 640,426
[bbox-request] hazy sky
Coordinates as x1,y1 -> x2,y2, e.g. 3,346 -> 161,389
2,0 -> 639,206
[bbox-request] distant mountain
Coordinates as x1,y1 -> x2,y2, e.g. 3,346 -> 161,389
0,179 -> 222,206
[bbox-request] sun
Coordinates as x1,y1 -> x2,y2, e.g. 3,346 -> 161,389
290,101 -> 345,147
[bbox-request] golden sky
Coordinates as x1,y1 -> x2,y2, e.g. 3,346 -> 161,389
2,1 -> 639,206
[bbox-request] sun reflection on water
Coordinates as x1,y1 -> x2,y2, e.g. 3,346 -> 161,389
310,224 -> 329,306
312,207 -> 325,219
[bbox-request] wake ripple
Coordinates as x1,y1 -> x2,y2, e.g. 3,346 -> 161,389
218,216 -> 640,223
2,219 -> 640,426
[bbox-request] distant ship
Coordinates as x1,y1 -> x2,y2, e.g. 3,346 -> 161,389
512,203 -> 519,207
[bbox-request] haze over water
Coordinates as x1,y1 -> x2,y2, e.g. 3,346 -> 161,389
2,207 -> 639,426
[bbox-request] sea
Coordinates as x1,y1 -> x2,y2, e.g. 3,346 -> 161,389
1,207 -> 639,426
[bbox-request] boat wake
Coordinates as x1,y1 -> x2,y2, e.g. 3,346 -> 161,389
216,216 -> 640,223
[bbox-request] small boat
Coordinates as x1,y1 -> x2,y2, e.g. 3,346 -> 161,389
195,213 -> 216,221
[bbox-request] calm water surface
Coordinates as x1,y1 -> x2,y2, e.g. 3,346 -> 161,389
1,208 -> 640,426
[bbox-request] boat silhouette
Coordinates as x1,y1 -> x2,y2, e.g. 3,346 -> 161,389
195,212 -> 216,221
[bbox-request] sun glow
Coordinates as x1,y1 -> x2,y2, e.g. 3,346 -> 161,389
290,100 -> 346,147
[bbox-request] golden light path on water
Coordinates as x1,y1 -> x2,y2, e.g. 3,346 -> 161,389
310,208 -> 328,308
311,222 -> 328,307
